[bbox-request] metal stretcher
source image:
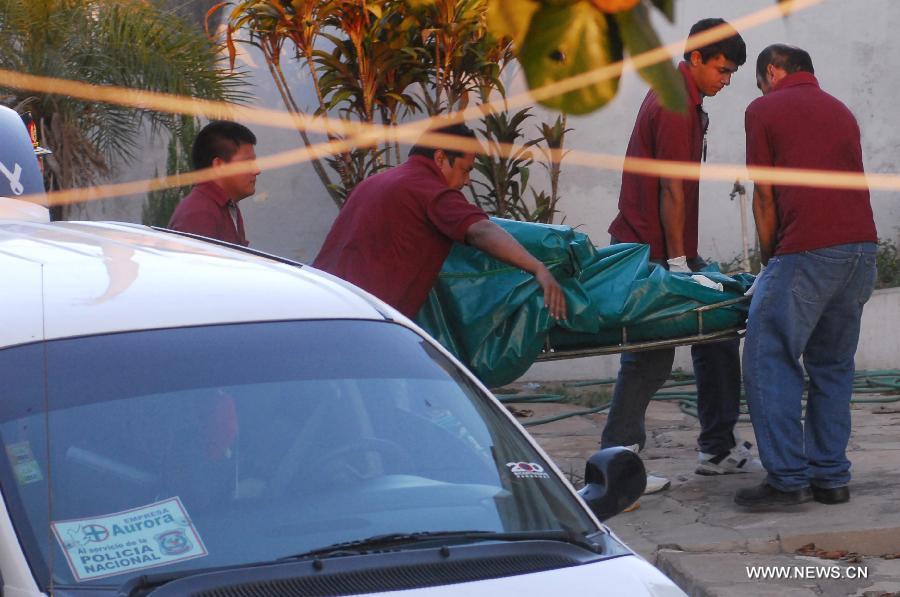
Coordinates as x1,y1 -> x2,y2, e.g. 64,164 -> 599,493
535,296 -> 749,361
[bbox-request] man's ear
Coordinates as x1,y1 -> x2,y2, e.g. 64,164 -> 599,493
211,156 -> 225,169
689,50 -> 703,67
766,63 -> 786,86
433,149 -> 447,168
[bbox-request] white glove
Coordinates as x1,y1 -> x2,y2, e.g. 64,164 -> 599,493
666,256 -> 691,273
691,274 -> 724,292
744,263 -> 766,297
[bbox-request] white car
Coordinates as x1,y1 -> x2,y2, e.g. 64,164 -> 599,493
0,108 -> 684,596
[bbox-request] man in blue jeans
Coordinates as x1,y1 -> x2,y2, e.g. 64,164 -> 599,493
605,19 -> 761,493
736,45 -> 878,508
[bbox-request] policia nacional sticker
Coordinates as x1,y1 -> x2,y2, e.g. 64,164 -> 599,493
51,497 -> 207,582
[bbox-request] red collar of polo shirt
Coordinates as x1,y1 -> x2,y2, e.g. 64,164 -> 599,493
677,61 -> 703,107
408,154 -> 448,183
194,180 -> 232,207
772,71 -> 820,92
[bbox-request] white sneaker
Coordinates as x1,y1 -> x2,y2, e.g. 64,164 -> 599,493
643,472 -> 672,494
624,444 -> 671,494
696,440 -> 763,475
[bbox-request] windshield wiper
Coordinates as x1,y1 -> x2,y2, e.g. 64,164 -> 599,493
117,530 -> 601,595
279,528 -> 601,561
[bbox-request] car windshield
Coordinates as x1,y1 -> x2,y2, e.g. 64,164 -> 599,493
0,320 -> 597,590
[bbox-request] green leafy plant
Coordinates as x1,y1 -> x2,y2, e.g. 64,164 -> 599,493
220,0 -> 348,206
0,0 -> 245,219
469,108 -> 571,224
142,117 -> 197,227
876,237 -> 900,289
719,249 -> 762,276
720,237 -> 900,289
220,0 -> 689,220
315,0 -> 435,177
470,108 -> 539,220
530,114 -> 571,224
223,0 -> 512,206
324,145 -> 393,205
229,0 -> 784,218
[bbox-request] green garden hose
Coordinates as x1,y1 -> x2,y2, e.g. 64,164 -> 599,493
497,370 -> 900,427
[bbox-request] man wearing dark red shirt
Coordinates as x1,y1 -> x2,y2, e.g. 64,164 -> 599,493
735,45 -> 877,509
169,121 -> 260,246
313,123 -> 566,321
603,19 -> 760,493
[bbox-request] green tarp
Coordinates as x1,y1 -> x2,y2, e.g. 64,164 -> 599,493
416,218 -> 753,387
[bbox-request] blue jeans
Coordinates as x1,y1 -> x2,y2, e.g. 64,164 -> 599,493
743,243 -> 877,491
600,252 -> 742,456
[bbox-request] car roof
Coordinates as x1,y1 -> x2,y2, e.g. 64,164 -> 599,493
0,198 -> 391,349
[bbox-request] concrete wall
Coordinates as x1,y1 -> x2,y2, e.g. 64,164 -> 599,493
83,0 -> 900,376
233,0 -> 899,263
547,0 -> 900,264
520,286 -> 900,382
80,46 -> 336,262
90,0 -> 900,264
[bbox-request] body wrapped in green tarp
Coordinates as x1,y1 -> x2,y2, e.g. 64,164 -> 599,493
416,218 -> 752,387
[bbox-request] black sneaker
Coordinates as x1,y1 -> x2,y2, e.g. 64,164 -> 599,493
734,482 -> 813,508
811,485 -> 850,505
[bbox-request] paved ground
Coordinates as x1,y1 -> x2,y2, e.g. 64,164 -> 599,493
507,386 -> 900,597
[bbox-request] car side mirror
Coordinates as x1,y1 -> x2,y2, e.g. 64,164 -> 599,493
577,447 -> 646,520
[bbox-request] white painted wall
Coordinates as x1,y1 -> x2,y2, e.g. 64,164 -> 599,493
83,0 -> 900,378
79,0 -> 900,380
80,44 -> 336,263
90,0 -> 900,265
537,0 -> 900,264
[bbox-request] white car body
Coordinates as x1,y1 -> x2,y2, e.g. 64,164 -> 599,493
0,196 -> 684,596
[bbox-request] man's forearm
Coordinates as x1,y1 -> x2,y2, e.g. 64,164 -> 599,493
465,219 -> 567,320
659,178 -> 686,259
465,220 -> 543,274
752,184 -> 778,264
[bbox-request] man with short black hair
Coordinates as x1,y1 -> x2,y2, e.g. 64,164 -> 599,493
735,45 -> 877,508
169,120 -> 260,246
314,123 -> 566,321
603,18 -> 760,493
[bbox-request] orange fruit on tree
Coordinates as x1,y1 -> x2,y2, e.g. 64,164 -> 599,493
589,0 -> 640,13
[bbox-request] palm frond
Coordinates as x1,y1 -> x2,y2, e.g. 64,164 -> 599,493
0,0 -> 247,211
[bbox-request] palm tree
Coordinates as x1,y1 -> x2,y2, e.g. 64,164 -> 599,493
0,0 -> 245,219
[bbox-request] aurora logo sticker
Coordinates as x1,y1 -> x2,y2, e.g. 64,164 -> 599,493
506,462 -> 550,479
51,497 -> 207,582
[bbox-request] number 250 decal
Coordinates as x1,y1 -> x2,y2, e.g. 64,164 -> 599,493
506,462 -> 550,479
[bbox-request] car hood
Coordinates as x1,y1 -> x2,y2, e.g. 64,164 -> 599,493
366,555 -> 685,597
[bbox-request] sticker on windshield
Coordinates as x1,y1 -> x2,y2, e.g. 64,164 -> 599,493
50,497 -> 207,582
5,441 -> 43,485
506,462 -> 550,479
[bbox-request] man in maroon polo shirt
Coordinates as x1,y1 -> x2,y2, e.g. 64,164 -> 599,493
735,45 -> 877,509
313,123 -> 566,322
603,19 -> 761,494
168,121 -> 260,246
